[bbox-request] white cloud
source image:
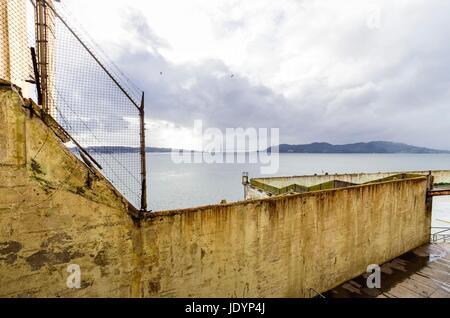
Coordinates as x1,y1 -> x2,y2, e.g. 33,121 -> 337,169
58,0 -> 450,150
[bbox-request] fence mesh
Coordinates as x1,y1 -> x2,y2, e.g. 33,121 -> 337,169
0,0 -> 36,96
1,0 -> 146,210
51,3 -> 144,209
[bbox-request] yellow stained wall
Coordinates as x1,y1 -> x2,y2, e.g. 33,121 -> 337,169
0,0 -> 31,97
140,178 -> 430,298
0,84 -> 432,297
0,83 -> 141,297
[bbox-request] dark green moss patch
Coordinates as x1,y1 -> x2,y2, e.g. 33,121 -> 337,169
30,175 -> 56,194
76,187 -> 86,195
30,159 -> 44,175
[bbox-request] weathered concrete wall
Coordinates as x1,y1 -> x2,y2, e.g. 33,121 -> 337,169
245,185 -> 269,200
138,178 -> 431,297
0,83 -> 433,297
253,171 -> 450,189
0,83 -> 141,297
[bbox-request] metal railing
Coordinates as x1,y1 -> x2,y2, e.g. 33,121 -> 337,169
431,227 -> 450,244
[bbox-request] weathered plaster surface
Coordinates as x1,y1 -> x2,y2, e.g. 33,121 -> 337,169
0,84 -> 140,297
140,178 -> 430,297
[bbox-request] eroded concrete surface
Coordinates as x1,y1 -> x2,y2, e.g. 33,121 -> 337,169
0,82 -> 442,298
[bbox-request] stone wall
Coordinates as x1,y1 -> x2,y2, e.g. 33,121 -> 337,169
0,83 -> 433,297
0,83 -> 141,297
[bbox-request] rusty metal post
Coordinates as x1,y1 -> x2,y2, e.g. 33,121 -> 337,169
35,0 -> 48,113
426,171 -> 434,204
242,172 -> 249,199
34,0 -> 56,118
426,171 -> 434,242
139,92 -> 148,212
30,47 -> 42,105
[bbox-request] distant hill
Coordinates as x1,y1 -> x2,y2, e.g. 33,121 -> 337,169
80,146 -> 172,153
75,141 -> 450,154
269,141 -> 450,154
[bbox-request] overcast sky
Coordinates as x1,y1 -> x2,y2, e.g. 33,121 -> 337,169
60,0 -> 450,150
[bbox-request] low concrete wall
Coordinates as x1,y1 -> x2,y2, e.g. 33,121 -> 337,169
253,171 -> 450,189
0,84 -> 141,297
138,178 -> 431,297
0,84 -> 433,297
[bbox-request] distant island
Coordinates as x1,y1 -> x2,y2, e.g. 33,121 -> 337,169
269,141 -> 450,154
80,146 -> 172,153
76,141 -> 450,154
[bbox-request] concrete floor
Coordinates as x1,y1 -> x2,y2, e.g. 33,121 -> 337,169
324,243 -> 450,298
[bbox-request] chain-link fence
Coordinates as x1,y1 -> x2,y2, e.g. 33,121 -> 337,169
1,0 -> 147,211
0,0 -> 36,96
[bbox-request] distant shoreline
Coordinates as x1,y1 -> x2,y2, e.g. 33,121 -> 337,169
70,141 -> 450,155
71,149 -> 450,155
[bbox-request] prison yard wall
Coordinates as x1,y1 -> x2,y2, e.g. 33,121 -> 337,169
252,171 -> 450,190
0,83 -> 432,297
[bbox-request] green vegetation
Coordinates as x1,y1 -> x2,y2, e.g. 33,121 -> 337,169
30,159 -> 44,175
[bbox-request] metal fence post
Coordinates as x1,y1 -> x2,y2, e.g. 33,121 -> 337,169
35,0 -> 48,113
139,92 -> 148,212
30,47 -> 42,105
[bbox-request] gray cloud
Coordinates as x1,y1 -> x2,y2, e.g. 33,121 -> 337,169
104,1 -> 450,150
